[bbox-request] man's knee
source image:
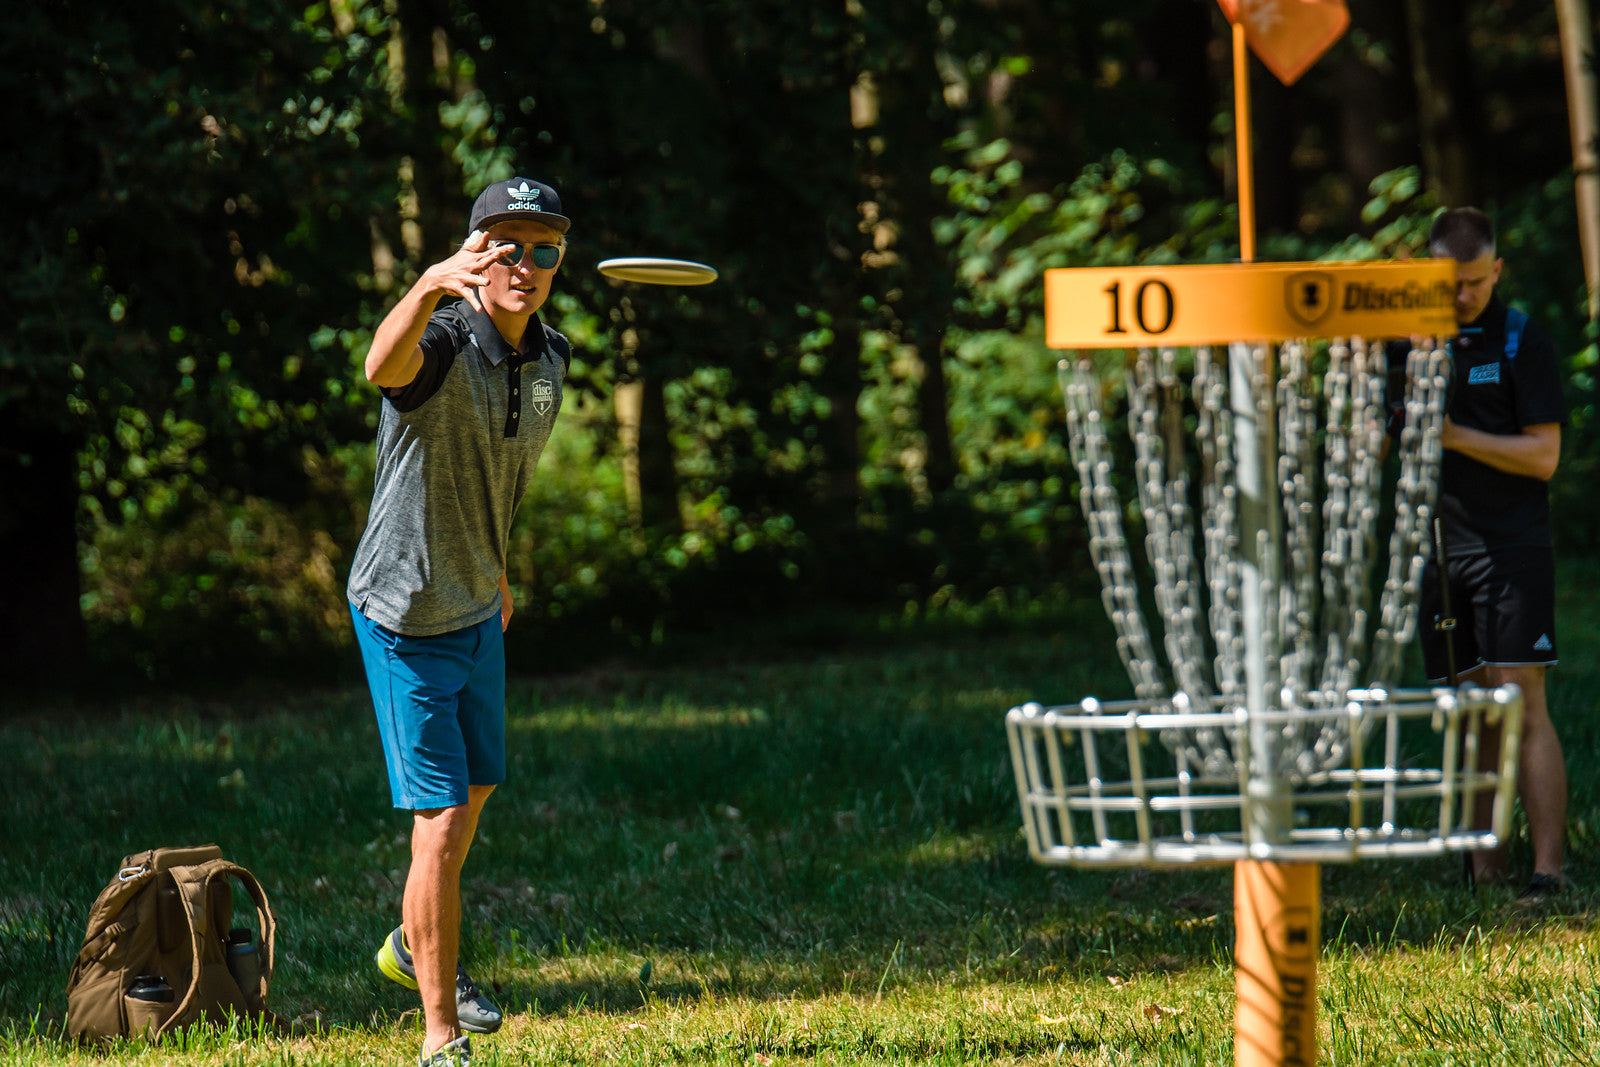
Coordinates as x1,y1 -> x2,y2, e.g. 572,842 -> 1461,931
413,803 -> 478,863
1486,664 -> 1546,699
1487,665 -> 1553,729
1488,661 -> 1541,681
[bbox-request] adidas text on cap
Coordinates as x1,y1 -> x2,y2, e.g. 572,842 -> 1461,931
468,178 -> 571,235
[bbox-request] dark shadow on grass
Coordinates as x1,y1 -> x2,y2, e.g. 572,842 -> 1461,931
1318,855 -> 1596,953
4,630 -> 1594,1036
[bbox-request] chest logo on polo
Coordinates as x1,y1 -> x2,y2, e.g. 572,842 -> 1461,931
1468,363 -> 1500,385
530,378 -> 555,416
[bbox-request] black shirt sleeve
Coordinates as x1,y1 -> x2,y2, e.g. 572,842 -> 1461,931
384,304 -> 469,413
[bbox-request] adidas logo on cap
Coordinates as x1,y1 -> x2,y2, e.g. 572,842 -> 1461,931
467,177 -> 572,234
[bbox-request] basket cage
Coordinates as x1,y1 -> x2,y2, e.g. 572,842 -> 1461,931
1005,338 -> 1524,867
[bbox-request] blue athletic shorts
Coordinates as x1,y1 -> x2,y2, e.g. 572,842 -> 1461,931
349,604 -> 507,810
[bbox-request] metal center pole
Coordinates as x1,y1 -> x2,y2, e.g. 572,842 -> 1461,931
1231,337 -> 1319,1066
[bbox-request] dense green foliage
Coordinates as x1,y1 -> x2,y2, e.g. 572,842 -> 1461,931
2,0 -> 1593,686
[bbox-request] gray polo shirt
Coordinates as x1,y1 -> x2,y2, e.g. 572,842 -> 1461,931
347,299 -> 568,636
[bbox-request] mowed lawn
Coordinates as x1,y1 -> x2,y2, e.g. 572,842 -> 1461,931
1,578 -> 1596,1065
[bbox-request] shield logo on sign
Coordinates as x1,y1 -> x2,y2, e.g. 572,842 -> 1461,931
1285,272 -> 1335,329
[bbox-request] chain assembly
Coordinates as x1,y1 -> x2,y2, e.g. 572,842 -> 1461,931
1369,341 -> 1452,686
1061,337 -> 1451,783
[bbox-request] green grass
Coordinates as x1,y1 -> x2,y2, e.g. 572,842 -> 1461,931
0,586 -> 1596,1065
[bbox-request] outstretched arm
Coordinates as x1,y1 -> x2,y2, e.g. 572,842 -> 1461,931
364,231 -> 512,389
1441,417 -> 1561,481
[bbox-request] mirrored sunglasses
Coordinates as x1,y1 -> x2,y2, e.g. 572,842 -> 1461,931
493,241 -> 562,270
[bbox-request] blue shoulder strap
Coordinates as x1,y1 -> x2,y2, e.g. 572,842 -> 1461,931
1504,307 -> 1527,361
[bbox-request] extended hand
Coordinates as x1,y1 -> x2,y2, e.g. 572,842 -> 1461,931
422,230 -> 515,303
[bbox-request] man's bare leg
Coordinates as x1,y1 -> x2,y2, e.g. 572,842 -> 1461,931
1460,662 -> 1515,886
1492,665 -> 1566,879
406,784 -> 495,1055
1469,666 -> 1565,885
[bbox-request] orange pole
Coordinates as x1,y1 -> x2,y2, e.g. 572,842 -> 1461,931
1235,860 -> 1320,1066
1232,19 -> 1257,264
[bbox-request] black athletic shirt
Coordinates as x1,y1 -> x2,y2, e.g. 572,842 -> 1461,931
1437,297 -> 1566,555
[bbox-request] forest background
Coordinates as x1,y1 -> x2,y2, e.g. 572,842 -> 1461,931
3,0 -> 1595,692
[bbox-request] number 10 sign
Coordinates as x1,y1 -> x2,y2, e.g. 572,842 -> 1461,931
1044,259 -> 1458,349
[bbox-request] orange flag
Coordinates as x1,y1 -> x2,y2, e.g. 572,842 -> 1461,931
1216,0 -> 1351,85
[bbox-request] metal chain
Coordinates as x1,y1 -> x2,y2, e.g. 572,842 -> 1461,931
1196,346 -> 1245,705
1130,348 -> 1212,703
1060,358 -> 1166,701
1341,336 -> 1389,686
1131,348 -> 1239,776
1277,339 -> 1320,699
1370,340 -> 1451,685
1189,346 -> 1245,777
1312,339 -> 1386,696
1318,338 -> 1354,694
1282,337 -> 1390,779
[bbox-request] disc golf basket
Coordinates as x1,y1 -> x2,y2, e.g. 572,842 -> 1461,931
1003,261 -> 1524,1067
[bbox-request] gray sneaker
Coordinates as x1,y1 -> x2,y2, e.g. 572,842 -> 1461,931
420,1035 -> 471,1066
1516,873 -> 1565,906
376,926 -> 504,1034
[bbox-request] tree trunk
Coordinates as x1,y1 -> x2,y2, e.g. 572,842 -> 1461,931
805,10 -> 871,533
822,315 -> 863,521
0,426 -> 86,697
636,371 -> 679,532
399,0 -> 458,259
615,377 -> 644,528
1404,0 -> 1480,206
1555,0 -> 1600,322
877,41 -> 956,497
1335,0 -> 1416,224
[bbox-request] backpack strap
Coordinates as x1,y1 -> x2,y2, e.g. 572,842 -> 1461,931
68,865 -> 153,972
159,859 -> 276,1036
1504,306 -> 1528,361
64,863 -> 156,1007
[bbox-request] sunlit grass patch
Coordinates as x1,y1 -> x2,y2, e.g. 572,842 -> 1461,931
1,612 -> 1596,1065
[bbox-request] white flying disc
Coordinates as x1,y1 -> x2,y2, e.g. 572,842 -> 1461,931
597,257 -> 719,286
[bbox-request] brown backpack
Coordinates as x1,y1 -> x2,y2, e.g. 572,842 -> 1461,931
65,844 -> 278,1042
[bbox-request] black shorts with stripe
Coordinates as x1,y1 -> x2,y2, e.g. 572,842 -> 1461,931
1418,546 -> 1557,683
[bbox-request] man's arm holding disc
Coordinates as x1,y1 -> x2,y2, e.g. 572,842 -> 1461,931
365,230 -> 511,389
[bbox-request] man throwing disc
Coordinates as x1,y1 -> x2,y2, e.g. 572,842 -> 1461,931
347,177 -> 573,1066
1421,207 -> 1568,901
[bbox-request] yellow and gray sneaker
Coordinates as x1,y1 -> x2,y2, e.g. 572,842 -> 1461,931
376,927 -> 504,1034
419,1034 -> 471,1066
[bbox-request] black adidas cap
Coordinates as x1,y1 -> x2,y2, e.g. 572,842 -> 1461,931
467,177 -> 571,235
